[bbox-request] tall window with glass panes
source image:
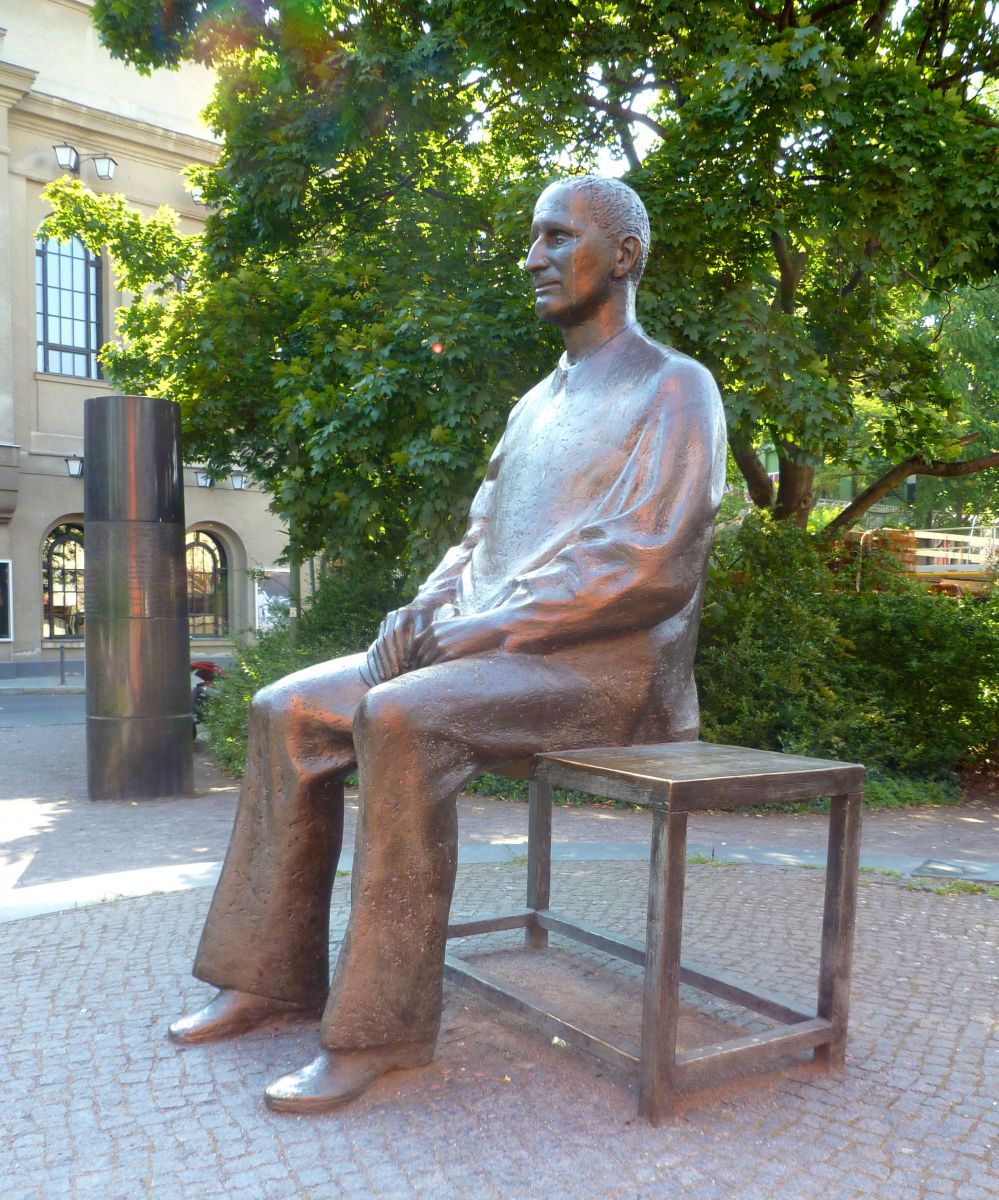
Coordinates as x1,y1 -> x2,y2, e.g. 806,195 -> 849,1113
35,235 -> 102,378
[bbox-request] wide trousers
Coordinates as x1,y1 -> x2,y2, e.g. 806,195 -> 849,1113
193,641 -> 680,1051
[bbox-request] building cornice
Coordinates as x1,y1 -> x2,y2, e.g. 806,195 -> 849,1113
47,0 -> 97,14
11,91 -> 218,167
0,62 -> 38,110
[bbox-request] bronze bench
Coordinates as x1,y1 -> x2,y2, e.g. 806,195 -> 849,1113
445,741 -> 864,1123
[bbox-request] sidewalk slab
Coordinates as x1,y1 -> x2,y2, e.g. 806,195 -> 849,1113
1,860 -> 996,1200
0,675 -> 85,693
5,839 -> 997,924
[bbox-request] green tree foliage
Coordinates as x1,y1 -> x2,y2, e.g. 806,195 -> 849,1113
63,0 -> 999,563
42,176 -> 558,580
442,0 -> 999,522
911,282 -> 999,524
49,3 -> 558,580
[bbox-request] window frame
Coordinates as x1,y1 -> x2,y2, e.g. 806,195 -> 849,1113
42,523 -> 86,641
186,530 -> 229,639
35,235 -> 103,380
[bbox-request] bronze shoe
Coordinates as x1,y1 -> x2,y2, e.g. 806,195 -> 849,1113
168,988 -> 318,1045
264,1043 -> 435,1114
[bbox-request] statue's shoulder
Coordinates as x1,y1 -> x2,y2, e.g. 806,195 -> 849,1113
628,329 -> 722,410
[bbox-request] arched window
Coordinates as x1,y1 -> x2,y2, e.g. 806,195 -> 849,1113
43,523 -> 85,639
187,530 -> 229,637
35,236 -> 102,379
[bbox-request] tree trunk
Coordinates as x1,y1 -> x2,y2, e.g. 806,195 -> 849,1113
774,456 -> 814,526
730,436 -> 775,510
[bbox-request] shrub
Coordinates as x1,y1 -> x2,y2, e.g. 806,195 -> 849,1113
696,515 -> 853,760
830,588 -> 999,774
696,513 -> 999,778
203,560 -> 405,775
207,513 -> 999,790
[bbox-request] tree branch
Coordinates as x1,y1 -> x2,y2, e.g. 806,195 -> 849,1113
841,237 -> 880,296
770,231 -> 807,312
730,436 -> 775,509
928,59 -> 999,90
916,0 -> 940,66
578,94 -> 668,139
808,0 -> 856,18
862,0 -> 894,48
963,111 -> 999,129
820,435 -> 999,539
618,123 -> 641,170
747,1 -> 783,23
923,451 -> 999,477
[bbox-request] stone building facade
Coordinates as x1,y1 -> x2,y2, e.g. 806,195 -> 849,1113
0,0 -> 288,678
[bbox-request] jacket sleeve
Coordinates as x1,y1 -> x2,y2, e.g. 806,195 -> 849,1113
494,367 -> 725,653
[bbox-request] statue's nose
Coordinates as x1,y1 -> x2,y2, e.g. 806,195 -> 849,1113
525,238 -> 548,273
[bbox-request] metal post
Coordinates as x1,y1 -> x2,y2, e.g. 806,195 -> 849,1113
815,791 -> 863,1068
84,395 -> 193,800
59,644 -> 65,686
526,779 -> 552,950
639,806 -> 688,1125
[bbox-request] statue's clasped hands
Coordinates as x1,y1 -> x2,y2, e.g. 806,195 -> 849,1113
360,604 -> 506,686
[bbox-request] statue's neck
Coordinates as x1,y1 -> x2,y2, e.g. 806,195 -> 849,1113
561,316 -> 638,368
561,295 -> 637,365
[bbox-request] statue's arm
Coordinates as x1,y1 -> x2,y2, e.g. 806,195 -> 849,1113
360,435 -> 502,685
501,365 -> 725,651
413,361 -> 725,666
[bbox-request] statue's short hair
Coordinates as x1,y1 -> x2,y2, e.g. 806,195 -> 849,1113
561,174 -> 651,285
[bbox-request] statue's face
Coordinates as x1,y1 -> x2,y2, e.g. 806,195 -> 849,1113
525,183 -> 621,328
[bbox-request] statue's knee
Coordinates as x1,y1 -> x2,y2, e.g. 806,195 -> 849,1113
354,683 -> 422,742
249,679 -> 290,729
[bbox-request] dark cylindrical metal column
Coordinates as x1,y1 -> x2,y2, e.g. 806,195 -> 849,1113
84,395 -> 194,800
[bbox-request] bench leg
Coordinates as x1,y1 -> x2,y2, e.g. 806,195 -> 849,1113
815,790 -> 863,1069
526,779 -> 552,950
639,807 -> 688,1124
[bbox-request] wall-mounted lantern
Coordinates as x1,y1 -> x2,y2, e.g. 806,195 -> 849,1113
52,144 -> 117,180
53,143 -> 80,173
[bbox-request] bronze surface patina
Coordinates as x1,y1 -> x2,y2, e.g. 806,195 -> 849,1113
85,395 -> 194,801
168,176 -> 728,1114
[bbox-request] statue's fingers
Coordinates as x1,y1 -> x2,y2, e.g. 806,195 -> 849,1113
381,631 -> 410,679
410,628 -> 430,667
413,629 -> 443,668
371,637 -> 395,680
359,647 -> 380,688
390,614 -> 416,666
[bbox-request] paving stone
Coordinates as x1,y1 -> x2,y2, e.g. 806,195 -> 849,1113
1,858 -> 997,1198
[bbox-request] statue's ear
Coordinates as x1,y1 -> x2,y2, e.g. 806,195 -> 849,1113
615,235 -> 641,279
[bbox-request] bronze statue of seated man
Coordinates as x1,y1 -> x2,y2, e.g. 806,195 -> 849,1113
169,174 -> 727,1114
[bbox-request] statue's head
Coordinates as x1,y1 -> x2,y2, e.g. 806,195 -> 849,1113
526,175 -> 650,328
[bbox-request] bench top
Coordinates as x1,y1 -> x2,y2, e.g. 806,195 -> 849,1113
534,741 -> 864,811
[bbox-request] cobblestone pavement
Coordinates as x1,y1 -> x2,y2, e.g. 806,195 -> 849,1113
2,710 -> 997,890
2,860 -> 996,1200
